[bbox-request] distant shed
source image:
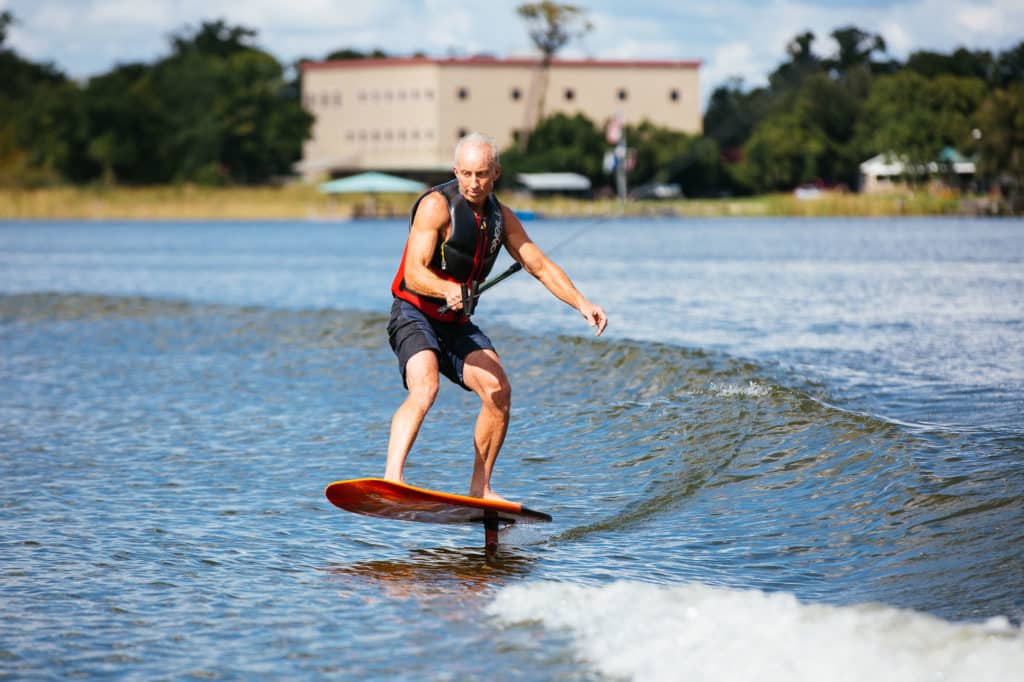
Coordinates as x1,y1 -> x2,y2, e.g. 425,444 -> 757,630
514,172 -> 592,197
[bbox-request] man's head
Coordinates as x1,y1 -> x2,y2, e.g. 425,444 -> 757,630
453,133 -> 500,208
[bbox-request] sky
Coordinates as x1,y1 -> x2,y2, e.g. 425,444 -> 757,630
3,0 -> 1022,110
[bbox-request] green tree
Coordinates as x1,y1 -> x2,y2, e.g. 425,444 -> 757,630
906,48 -> 995,83
826,26 -> 887,77
79,64 -> 159,184
994,41 -> 1024,87
0,11 -> 82,185
972,83 -> 1024,206
129,20 -> 313,184
856,71 -> 987,181
735,69 -> 864,192
769,31 -> 823,92
499,112 -> 604,187
324,47 -> 389,61
703,78 -> 771,153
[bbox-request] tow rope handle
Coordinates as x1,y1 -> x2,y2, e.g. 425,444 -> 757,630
438,262 -> 523,315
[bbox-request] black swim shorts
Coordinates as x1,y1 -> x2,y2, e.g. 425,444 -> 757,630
387,298 -> 496,391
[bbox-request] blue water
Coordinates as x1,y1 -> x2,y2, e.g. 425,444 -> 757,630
2,217 -> 1022,680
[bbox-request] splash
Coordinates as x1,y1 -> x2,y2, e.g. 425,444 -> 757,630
487,581 -> 1023,682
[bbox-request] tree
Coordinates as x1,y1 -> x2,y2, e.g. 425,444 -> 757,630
906,48 -> 995,83
324,47 -> 389,61
994,41 -> 1024,87
827,26 -> 887,77
972,83 -> 1024,207
78,64 -> 160,184
628,123 -> 727,197
855,71 -> 987,182
769,31 -> 822,92
0,10 -> 11,46
703,78 -> 770,153
516,2 -> 592,150
130,20 -> 313,184
499,112 -> 605,187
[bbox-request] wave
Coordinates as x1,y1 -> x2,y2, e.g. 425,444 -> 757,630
7,291 -> 1022,624
487,581 -> 1024,682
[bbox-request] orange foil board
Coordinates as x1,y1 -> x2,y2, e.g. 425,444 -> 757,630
325,478 -> 552,526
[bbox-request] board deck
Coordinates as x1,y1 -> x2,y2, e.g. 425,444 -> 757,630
324,478 -> 552,526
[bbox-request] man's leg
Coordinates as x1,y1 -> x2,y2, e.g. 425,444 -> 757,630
461,349 -> 511,500
384,349 -> 439,482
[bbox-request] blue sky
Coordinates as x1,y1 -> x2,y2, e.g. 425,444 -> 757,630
3,0 -> 1022,109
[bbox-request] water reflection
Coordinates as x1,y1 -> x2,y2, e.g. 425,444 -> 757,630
323,545 -> 537,605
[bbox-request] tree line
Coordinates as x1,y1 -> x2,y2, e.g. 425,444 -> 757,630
1,10 -> 1022,203
0,14 -> 312,186
504,26 -> 1024,202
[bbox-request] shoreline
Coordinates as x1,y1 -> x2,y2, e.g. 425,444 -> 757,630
0,184 -> 1010,220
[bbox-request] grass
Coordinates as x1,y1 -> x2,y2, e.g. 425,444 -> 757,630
0,183 -> 983,220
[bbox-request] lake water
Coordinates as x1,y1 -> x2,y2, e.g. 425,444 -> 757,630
2,216 -> 1022,680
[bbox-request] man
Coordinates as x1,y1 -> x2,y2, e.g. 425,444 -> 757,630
386,132 -> 607,501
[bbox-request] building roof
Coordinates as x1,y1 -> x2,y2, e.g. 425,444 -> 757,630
302,55 -> 702,73
860,151 -> 975,176
516,172 -> 592,192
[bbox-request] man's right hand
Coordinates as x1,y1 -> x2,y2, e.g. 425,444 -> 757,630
443,283 -> 465,313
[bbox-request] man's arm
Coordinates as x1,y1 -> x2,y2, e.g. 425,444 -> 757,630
402,193 -> 467,312
502,206 -> 608,336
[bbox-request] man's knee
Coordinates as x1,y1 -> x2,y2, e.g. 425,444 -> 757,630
466,353 -> 511,413
405,351 -> 440,410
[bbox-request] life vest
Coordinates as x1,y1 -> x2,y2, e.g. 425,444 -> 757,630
391,179 -> 504,322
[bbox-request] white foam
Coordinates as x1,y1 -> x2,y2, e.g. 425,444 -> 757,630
705,380 -> 771,398
487,581 -> 1024,682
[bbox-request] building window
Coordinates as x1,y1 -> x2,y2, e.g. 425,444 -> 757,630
669,89 -> 680,102
410,89 -> 420,100
510,87 -> 522,101
333,92 -> 342,106
457,127 -> 468,140
457,87 -> 469,100
320,93 -> 330,107
425,89 -> 434,100
358,90 -> 367,102
564,88 -> 575,101
617,88 -> 628,101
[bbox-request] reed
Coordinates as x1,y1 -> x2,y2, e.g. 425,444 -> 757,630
0,184 -> 976,220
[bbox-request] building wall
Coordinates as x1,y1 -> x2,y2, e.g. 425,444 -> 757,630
300,57 -> 701,180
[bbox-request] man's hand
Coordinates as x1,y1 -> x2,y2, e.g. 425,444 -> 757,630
443,283 -> 465,313
579,301 -> 607,336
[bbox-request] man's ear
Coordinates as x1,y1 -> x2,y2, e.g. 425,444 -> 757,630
494,164 -> 502,181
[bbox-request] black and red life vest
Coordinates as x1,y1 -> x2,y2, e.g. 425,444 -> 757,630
391,179 -> 505,322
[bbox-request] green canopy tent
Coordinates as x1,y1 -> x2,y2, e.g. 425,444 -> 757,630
319,172 -> 427,217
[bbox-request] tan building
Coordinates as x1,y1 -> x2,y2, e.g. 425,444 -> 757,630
298,56 -> 701,181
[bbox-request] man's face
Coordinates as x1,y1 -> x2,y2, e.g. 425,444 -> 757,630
453,143 -> 500,207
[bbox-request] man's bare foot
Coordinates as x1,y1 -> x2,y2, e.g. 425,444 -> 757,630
470,487 -> 511,503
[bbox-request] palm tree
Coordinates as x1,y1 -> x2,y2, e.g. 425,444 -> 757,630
516,2 -> 592,151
